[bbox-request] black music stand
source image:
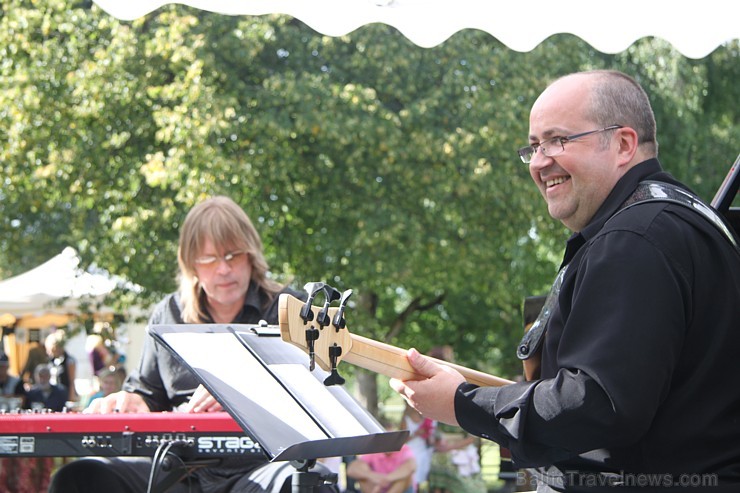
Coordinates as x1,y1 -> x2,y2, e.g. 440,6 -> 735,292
150,322 -> 408,492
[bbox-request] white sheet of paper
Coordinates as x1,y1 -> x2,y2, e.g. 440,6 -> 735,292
163,332 -> 326,441
269,363 -> 367,437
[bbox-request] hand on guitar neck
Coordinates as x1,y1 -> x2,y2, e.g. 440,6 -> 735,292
389,347 -> 466,426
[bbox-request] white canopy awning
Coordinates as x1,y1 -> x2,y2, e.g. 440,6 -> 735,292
0,247 -> 118,328
91,0 -> 739,59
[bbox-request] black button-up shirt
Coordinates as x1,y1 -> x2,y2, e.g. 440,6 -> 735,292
125,282 -> 301,411
455,159 -> 740,490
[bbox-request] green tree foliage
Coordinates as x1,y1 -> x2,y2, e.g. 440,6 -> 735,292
1,1 -> 738,403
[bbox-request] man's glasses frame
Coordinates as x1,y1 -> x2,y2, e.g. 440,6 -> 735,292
518,125 -> 623,164
194,250 -> 248,267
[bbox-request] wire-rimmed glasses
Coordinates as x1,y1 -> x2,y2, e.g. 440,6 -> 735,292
518,125 -> 623,164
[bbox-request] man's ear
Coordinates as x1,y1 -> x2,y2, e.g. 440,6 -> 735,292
616,126 -> 640,167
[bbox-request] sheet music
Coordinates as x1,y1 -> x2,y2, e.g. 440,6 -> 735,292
158,331 -> 326,442
269,363 -> 367,437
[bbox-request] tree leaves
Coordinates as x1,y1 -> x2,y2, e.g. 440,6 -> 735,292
1,1 -> 737,387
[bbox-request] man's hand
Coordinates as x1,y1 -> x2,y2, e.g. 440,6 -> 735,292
84,390 -> 150,414
390,348 -> 465,426
183,384 -> 223,413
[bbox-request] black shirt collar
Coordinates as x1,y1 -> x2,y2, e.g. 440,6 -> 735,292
561,158 -> 683,267
242,281 -> 265,312
201,280 -> 265,323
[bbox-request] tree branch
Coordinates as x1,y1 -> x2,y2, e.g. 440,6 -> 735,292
386,292 -> 445,342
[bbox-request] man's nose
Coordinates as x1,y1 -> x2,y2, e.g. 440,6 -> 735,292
214,258 -> 233,273
529,150 -> 555,173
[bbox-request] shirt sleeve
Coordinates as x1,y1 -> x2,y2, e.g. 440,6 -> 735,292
456,227 -> 689,467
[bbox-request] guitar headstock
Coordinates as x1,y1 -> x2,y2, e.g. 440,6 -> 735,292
278,293 -> 354,375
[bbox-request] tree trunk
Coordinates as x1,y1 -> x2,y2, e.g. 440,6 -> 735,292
354,369 -> 379,417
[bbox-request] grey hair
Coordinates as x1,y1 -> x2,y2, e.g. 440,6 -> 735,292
578,70 -> 658,156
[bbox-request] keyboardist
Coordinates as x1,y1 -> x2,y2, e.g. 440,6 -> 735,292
50,196 -> 337,493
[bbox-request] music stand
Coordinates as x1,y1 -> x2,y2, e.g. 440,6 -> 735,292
149,322 -> 408,491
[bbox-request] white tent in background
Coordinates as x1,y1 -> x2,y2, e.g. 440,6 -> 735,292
91,0 -> 739,59
0,246 -> 118,329
0,247 -> 145,389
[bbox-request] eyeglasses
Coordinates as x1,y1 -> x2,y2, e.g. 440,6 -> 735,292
517,125 -> 623,164
194,250 -> 247,267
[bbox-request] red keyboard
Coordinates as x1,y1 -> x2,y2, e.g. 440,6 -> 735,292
0,412 -> 263,458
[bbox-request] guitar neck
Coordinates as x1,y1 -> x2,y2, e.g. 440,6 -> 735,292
345,334 -> 512,387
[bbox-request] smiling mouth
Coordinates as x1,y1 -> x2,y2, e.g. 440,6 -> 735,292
546,176 -> 570,188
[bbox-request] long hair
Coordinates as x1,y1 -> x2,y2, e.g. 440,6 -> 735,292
177,196 -> 283,323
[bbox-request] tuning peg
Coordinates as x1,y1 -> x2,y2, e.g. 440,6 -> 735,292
332,289 -> 353,330
300,282 -> 326,323
305,326 -> 319,371
323,344 -> 345,386
304,282 -> 326,297
316,285 -> 341,328
323,284 -> 342,303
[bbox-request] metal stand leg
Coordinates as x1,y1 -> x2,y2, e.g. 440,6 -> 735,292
290,459 -> 338,493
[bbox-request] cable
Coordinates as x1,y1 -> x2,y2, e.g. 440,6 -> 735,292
146,439 -> 189,493
146,440 -> 169,493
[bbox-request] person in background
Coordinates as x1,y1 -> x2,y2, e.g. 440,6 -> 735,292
0,352 -> 26,407
347,418 -> 416,493
448,439 -> 482,479
25,364 -> 68,412
391,70 -> 740,491
45,329 -> 77,402
86,334 -> 117,377
49,195 -> 337,493
86,366 -> 124,405
427,430 -> 486,493
21,338 -> 49,388
400,403 -> 435,491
